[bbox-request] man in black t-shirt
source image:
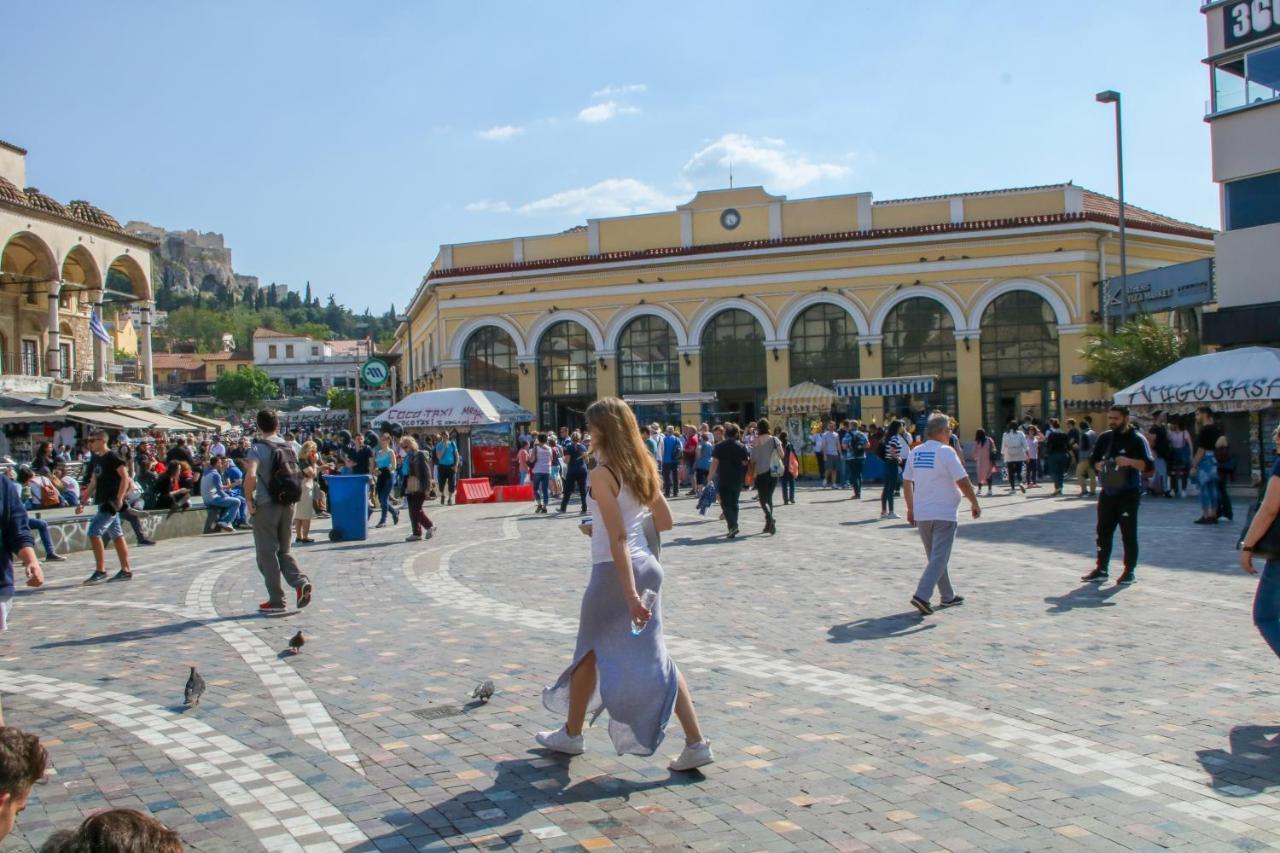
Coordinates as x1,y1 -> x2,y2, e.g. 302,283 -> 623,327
75,430 -> 134,584
1193,406 -> 1222,524
709,423 -> 750,539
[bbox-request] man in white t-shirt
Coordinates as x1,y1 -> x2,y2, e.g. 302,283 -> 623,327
903,412 -> 981,615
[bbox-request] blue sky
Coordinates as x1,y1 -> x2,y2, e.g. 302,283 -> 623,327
10,2 -> 1216,313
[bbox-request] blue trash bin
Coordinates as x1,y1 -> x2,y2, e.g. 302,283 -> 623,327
324,474 -> 370,542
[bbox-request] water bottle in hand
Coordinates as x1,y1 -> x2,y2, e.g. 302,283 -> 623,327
631,588 -> 658,636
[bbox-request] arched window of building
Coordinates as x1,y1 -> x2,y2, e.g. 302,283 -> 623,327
980,291 -> 1060,428
789,303 -> 860,388
537,320 -> 596,429
462,326 -> 519,401
701,309 -> 765,423
618,314 -> 680,426
882,297 -> 958,420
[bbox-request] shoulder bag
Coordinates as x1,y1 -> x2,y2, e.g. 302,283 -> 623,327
1098,433 -> 1130,492
769,437 -> 785,478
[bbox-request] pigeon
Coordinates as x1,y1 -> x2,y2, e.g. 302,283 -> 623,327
184,667 -> 205,706
289,630 -> 305,655
471,680 -> 495,703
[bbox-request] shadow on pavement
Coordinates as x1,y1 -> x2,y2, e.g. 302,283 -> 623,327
34,613 -> 259,649
827,612 -> 936,643
1043,584 -> 1125,614
1197,725 -> 1280,796
348,753 -> 704,851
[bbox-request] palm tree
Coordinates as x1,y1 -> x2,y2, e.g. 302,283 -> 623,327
1081,314 -> 1198,390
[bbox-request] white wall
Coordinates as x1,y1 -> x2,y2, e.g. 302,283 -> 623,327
1215,223 -> 1280,307
1211,105 -> 1280,184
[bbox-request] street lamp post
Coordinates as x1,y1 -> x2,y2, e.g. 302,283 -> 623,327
1095,89 -> 1128,325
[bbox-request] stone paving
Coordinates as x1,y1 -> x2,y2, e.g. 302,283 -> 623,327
2,481 -> 1278,852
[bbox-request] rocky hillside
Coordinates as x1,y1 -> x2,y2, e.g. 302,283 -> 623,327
124,221 -> 259,301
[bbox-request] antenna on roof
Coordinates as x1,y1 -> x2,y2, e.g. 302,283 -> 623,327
728,159 -> 733,188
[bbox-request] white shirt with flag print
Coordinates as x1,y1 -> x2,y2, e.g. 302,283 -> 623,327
903,439 -> 969,522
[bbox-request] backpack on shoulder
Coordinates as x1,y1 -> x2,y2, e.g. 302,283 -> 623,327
256,439 -> 303,505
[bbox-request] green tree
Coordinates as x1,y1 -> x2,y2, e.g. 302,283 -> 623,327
304,281 -> 312,305
1081,314 -> 1198,390
213,366 -> 280,411
293,322 -> 332,341
164,306 -> 231,352
327,386 -> 356,412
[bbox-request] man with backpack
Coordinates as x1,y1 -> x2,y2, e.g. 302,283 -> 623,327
243,409 -> 312,616
842,421 -> 869,499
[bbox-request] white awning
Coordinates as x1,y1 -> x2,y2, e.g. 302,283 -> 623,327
833,375 -> 937,398
67,410 -> 157,430
1113,347 -> 1280,413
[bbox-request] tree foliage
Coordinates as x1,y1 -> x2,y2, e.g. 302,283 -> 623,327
326,387 -> 356,412
213,366 -> 280,411
1081,315 -> 1199,390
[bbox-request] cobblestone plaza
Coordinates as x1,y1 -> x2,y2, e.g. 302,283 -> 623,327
2,487 -> 1276,852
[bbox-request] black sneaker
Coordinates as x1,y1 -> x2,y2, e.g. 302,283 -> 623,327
83,570 -> 108,585
938,595 -> 965,608
108,569 -> 132,582
911,595 -> 934,615
1116,572 -> 1135,586
138,538 -> 157,546
726,527 -> 739,539
1081,568 -> 1108,582
46,553 -> 67,562
296,581 -> 313,609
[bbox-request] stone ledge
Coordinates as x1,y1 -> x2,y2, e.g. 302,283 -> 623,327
28,499 -> 248,555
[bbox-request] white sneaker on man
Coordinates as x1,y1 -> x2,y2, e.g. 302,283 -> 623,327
887,512 -> 901,519
535,725 -> 584,755
668,739 -> 714,772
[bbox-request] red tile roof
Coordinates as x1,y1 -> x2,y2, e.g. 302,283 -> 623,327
253,327 -> 296,339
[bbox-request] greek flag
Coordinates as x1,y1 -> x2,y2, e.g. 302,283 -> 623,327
90,309 -> 111,345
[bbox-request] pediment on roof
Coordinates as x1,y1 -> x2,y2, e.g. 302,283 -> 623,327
677,186 -> 785,211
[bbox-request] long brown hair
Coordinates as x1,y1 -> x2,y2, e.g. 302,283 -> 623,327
586,397 -> 660,504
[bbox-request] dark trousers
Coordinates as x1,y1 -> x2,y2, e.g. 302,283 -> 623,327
780,473 -> 796,503
847,458 -> 864,497
1006,461 -> 1023,488
1049,452 -> 1070,492
1217,469 -> 1234,520
119,502 -> 149,543
881,463 -> 900,513
662,462 -> 680,497
1096,490 -> 1140,574
407,492 -> 433,536
755,472 -> 777,524
1253,559 -> 1280,660
560,467 -> 588,513
376,472 -> 399,524
719,480 -> 742,532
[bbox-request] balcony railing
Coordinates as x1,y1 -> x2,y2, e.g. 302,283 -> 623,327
0,351 -> 43,377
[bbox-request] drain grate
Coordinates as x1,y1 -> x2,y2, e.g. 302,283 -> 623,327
411,705 -> 464,721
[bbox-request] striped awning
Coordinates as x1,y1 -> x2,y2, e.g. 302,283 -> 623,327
833,375 -> 937,398
765,381 -> 840,415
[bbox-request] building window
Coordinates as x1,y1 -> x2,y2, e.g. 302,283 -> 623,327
20,340 -> 39,376
881,298 -> 957,419
788,303 -> 859,388
311,346 -> 319,357
59,342 -> 72,378
1212,43 -> 1280,113
216,364 -> 226,376
269,344 -> 278,359
537,321 -> 596,399
1225,171 -> 1280,230
462,326 -> 520,401
980,291 -> 1060,428
618,315 -> 679,395
701,309 -> 766,422
286,344 -> 295,358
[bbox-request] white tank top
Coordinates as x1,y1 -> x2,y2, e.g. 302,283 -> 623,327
587,466 -> 652,564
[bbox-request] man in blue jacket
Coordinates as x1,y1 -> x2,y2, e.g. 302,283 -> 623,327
661,425 -> 683,498
1,476 -> 44,637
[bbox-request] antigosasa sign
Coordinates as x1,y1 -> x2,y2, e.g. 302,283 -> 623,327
1129,377 -> 1280,407
1224,0 -> 1280,49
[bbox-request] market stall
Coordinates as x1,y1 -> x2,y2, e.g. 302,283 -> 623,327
1114,347 -> 1280,489
765,382 -> 841,477
370,387 -> 533,482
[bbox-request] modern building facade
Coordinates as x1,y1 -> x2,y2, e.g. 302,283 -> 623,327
1,139 -> 157,397
252,328 -> 375,397
395,183 -> 1214,432
1200,0 -> 1280,346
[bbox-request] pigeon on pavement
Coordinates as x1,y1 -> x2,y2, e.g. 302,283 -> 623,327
184,667 -> 206,706
289,630 -> 305,655
471,680 -> 495,703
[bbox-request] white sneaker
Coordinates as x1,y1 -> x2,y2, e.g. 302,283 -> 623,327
535,725 -> 584,755
887,512 -> 901,519
668,739 -> 714,772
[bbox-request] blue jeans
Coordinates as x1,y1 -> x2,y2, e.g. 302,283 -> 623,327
532,473 -> 550,506
28,516 -> 57,557
1253,558 -> 1280,660
881,463 -> 900,513
847,458 -> 864,497
376,471 -> 399,524
206,495 -> 244,526
1196,458 -> 1218,513
780,473 -> 796,503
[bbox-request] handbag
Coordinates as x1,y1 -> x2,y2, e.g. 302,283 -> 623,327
404,451 -> 423,495
1240,501 -> 1280,559
769,438 -> 784,478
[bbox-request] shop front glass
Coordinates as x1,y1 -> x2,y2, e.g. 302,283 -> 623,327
979,291 -> 1060,429
537,320 -> 596,430
789,303 -> 861,419
881,298 -> 958,423
462,326 -> 520,402
700,309 -> 766,424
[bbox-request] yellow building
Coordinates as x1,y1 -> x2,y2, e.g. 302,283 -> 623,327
394,183 -> 1214,433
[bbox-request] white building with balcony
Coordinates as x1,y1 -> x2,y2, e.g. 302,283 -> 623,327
252,328 -> 374,398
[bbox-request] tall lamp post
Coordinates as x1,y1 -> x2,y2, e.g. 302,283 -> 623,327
1095,89 -> 1128,325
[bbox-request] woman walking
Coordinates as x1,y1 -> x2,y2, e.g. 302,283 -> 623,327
531,433 -> 553,513
1025,426 -> 1041,487
374,434 -> 401,528
974,428 -> 997,496
1240,422 -> 1280,660
879,420 -> 908,519
399,436 -> 436,540
750,419 -> 783,535
1001,421 -> 1028,494
708,423 -> 749,539
537,397 -> 713,771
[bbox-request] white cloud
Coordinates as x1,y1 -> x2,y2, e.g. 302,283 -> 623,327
683,133 -> 850,192
577,100 -> 639,123
591,83 -> 647,99
476,124 -> 524,141
465,200 -> 512,213
468,179 -> 680,219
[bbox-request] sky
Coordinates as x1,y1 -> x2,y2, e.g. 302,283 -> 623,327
9,2 -> 1218,314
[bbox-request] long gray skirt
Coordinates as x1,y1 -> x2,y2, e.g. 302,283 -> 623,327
542,552 -> 680,756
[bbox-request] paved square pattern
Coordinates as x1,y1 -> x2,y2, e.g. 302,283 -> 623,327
2,483 -> 1277,851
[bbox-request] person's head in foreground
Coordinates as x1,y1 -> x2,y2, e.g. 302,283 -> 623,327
39,808 -> 184,853
585,398 -> 660,502
0,727 -> 48,841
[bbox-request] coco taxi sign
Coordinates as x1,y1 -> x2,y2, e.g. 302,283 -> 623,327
360,358 -> 389,388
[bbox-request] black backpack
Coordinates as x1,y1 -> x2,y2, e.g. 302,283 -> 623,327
256,439 -> 303,505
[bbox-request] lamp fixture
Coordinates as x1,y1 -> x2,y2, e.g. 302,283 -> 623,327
963,337 -> 971,352
865,341 -> 873,355
519,362 -> 529,375
771,348 -> 780,362
682,352 -> 692,366
598,356 -> 608,370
